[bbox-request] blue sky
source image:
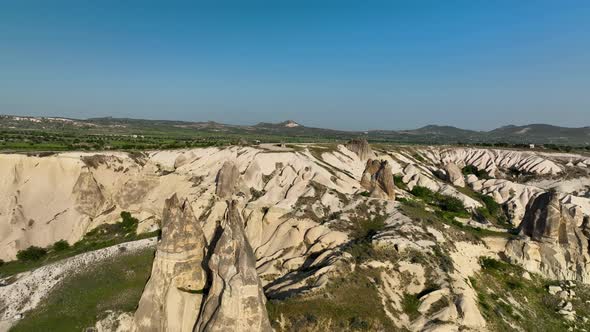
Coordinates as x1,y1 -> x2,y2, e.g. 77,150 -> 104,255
1,1 -> 589,130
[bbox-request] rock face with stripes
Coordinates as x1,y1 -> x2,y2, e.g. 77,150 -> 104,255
132,194 -> 207,332
361,159 -> 396,200
346,138 -> 374,160
505,191 -> 590,282
195,200 -> 272,332
215,161 -> 241,199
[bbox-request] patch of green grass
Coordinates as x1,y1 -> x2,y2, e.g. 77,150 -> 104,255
410,186 -> 468,215
11,248 -> 155,332
393,175 -> 408,191
411,152 -> 425,163
479,257 -> 509,271
344,214 -> 389,263
455,186 -> 512,229
401,186 -> 514,240
401,293 -> 421,320
267,268 -> 394,331
350,215 -> 387,241
410,186 -> 436,200
472,258 -> 584,331
397,198 -> 511,242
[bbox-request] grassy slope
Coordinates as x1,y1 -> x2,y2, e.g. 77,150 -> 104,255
474,258 -> 590,331
266,267 -> 397,332
0,232 -> 156,278
10,248 -> 154,332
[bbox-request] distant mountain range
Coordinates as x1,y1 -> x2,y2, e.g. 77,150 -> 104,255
1,115 -> 589,146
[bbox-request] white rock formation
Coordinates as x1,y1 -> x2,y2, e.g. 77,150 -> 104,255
420,147 -> 563,176
132,195 -> 207,332
505,192 -> 590,282
3,144 -> 590,331
443,162 -> 465,187
195,200 -> 272,332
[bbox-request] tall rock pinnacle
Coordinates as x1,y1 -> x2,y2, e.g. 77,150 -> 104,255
215,161 -> 240,199
346,138 -> 374,161
132,194 -> 207,332
360,159 -> 396,200
195,200 -> 272,332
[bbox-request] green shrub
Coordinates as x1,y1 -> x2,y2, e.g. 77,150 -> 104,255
410,186 -> 436,200
0,259 -> 4,266
411,186 -> 467,214
479,257 -> 507,271
85,211 -> 139,239
120,211 -> 138,232
462,165 -> 478,175
351,215 -> 387,240
507,279 -> 524,290
52,240 -> 70,252
402,293 -> 421,320
438,195 -> 467,214
462,165 -> 490,179
393,175 -> 408,191
17,246 -> 48,262
346,215 -> 388,263
479,194 -> 500,215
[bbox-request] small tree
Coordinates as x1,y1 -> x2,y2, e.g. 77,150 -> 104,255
438,195 -> 467,214
410,186 -> 435,201
53,240 -> 70,252
120,211 -> 139,233
17,246 -> 47,262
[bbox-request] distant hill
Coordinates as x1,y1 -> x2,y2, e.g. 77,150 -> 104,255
1,114 -> 589,146
487,124 -> 590,144
406,125 -> 481,136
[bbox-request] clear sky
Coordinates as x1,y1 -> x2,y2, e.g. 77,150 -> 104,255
1,1 -> 589,130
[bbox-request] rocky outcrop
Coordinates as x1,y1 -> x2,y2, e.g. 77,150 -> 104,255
444,162 -> 465,187
215,161 -> 240,199
195,200 -> 272,332
420,147 -> 563,176
72,170 -> 105,217
505,192 -> 590,282
519,192 -> 581,243
132,194 -> 207,332
346,138 -> 373,160
361,159 -> 396,200
5,144 -> 590,331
